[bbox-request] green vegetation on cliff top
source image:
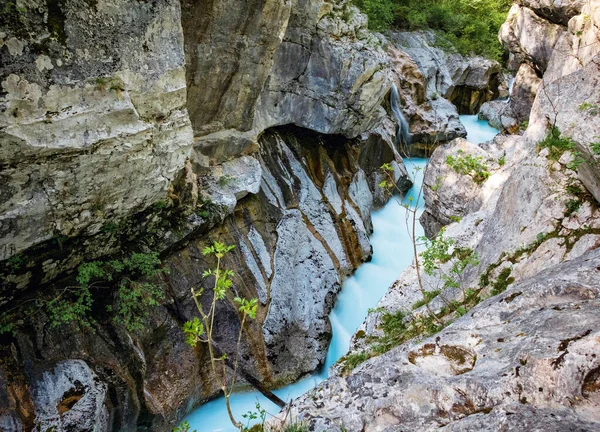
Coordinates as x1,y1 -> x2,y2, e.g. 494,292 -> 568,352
354,0 -> 511,60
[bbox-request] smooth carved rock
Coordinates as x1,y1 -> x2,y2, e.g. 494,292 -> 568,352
181,0 -> 293,134
263,209 -> 341,380
386,45 -> 467,150
32,360 -> 109,432
387,31 -> 502,114
479,62 -> 541,130
162,127 -> 407,390
478,99 -> 519,131
254,2 -> 393,137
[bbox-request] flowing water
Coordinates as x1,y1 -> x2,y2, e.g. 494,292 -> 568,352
390,83 -> 411,146
186,113 -> 499,432
458,115 -> 499,144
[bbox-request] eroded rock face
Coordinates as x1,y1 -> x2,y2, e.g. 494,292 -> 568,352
0,125 -> 410,431
0,0 -> 412,430
280,2 -> 600,430
186,0 -> 393,143
500,4 -> 565,74
0,0 -> 193,267
254,1 -> 392,137
387,31 -> 502,114
181,0 -> 292,135
168,127 -> 408,387
420,138 -> 500,237
386,45 -> 466,154
283,250 -> 600,431
479,62 -> 541,131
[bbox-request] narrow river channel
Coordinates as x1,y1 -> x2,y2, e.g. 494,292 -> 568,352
186,116 -> 499,431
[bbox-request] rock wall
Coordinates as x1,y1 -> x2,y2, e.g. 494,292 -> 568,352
286,249 -> 600,431
286,1 -> 600,430
388,31 -> 503,115
0,0 -> 416,430
0,0 -> 193,288
187,0 -> 394,155
0,124 -> 409,431
480,0 -> 599,131
385,30 -> 504,156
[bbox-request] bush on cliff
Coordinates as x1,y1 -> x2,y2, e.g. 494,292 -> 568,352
354,0 -> 511,60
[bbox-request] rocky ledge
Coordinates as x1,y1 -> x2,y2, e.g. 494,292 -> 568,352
286,249 -> 600,431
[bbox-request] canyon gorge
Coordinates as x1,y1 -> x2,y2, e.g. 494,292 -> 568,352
1,0 -> 599,431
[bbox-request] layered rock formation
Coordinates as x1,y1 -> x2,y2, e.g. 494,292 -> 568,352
479,0 -> 598,131
386,45 -> 467,156
0,0 -> 193,288
388,31 -> 503,115
4,0 -> 598,430
287,250 -> 600,431
0,0 -> 414,430
286,1 -> 600,430
386,31 -> 505,156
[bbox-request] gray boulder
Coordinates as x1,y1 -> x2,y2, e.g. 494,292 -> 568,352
517,0 -> 587,25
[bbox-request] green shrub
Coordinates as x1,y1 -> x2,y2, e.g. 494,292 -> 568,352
380,310 -> 408,337
565,198 -> 582,216
38,253 -> 167,333
173,421 -> 195,432
590,139 -> 600,155
412,290 -> 441,310
446,150 -> 491,184
536,127 -> 576,161
344,351 -> 372,371
578,102 -> 599,116
490,267 -> 515,295
354,0 -> 394,30
354,0 -> 511,60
